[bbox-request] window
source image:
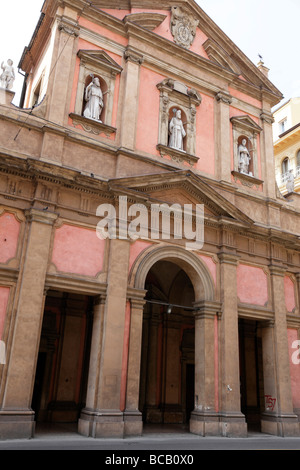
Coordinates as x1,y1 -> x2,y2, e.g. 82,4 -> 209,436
281,157 -> 290,182
296,150 -> 300,176
279,118 -> 287,134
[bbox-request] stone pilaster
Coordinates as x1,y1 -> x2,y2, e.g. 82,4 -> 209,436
260,265 -> 299,436
0,209 -> 58,439
78,238 -> 130,438
260,107 -> 276,199
41,14 -> 80,163
119,46 -> 143,151
123,292 -> 147,436
190,300 -> 221,436
218,252 -> 247,437
215,91 -> 233,183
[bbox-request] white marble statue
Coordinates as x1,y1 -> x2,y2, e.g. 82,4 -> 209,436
169,109 -> 186,151
286,169 -> 295,193
0,59 -> 15,90
238,138 -> 251,174
83,77 -> 104,122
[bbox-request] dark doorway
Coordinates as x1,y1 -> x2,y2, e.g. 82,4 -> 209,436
139,260 -> 195,427
31,291 -> 94,425
239,319 -> 265,432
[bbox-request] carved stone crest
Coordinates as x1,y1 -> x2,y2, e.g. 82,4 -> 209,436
171,6 -> 199,49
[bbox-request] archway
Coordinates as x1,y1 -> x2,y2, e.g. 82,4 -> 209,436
129,245 -> 216,433
139,260 -> 195,428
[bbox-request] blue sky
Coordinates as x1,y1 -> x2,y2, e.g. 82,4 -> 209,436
0,0 -> 299,106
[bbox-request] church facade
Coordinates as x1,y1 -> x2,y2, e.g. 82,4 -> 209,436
0,0 -> 300,440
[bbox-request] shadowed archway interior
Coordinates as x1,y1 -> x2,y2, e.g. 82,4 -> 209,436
139,260 -> 196,427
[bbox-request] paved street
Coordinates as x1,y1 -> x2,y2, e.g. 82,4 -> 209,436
0,423 -> 299,451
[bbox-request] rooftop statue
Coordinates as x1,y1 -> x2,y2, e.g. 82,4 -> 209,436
0,59 -> 15,90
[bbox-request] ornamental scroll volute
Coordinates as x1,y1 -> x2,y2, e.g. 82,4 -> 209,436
171,6 -> 199,49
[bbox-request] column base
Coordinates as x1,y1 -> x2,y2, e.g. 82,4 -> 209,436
123,410 -> 143,436
189,410 -> 220,436
219,412 -> 248,437
0,410 -> 35,440
78,409 -> 124,438
261,412 -> 300,437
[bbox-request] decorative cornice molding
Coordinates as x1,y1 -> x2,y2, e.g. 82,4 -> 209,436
156,144 -> 199,167
69,113 -> 116,137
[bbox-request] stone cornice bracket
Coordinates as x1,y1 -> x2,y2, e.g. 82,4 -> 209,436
25,208 -> 58,226
260,111 -> 274,125
58,17 -> 80,37
170,6 -> 199,50
124,47 -> 144,65
215,91 -> 233,105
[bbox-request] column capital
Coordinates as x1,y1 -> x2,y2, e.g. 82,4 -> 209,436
215,90 -> 232,105
25,208 -> 58,226
127,287 -> 147,309
217,252 -> 240,265
124,46 -> 144,65
268,264 -> 287,277
193,300 -> 222,319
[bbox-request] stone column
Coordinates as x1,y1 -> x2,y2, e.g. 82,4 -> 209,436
123,292 -> 147,436
218,252 -> 247,437
190,301 -> 221,436
79,294 -> 106,412
215,91 -> 233,183
260,265 -> 299,436
119,46 -> 143,151
0,209 -> 57,439
78,238 -> 130,438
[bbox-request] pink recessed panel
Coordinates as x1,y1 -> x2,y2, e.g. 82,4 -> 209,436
237,264 -> 268,306
52,224 -> 105,276
0,212 -> 20,264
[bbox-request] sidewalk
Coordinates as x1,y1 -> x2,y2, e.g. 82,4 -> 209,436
0,423 -> 299,450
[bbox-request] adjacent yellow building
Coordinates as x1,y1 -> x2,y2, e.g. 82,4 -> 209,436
273,97 -> 300,195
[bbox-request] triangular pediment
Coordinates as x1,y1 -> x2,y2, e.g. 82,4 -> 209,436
230,115 -> 263,134
109,170 -> 254,226
77,49 -> 123,74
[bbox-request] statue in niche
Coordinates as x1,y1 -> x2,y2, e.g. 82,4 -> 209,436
83,76 -> 104,122
169,109 -> 186,152
238,138 -> 251,175
0,59 -> 15,90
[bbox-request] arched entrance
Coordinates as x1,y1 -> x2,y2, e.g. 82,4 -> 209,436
139,260 -> 195,428
128,245 -> 219,435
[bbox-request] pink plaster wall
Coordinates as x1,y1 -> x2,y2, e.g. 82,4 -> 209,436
237,264 -> 268,306
0,287 -> 10,339
284,276 -> 296,312
136,67 -> 165,155
52,224 -> 105,276
195,94 -> 215,175
129,240 -> 152,273
228,87 -> 262,109
198,254 -> 216,286
0,212 -> 20,264
288,329 -> 300,409
78,17 -> 128,47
